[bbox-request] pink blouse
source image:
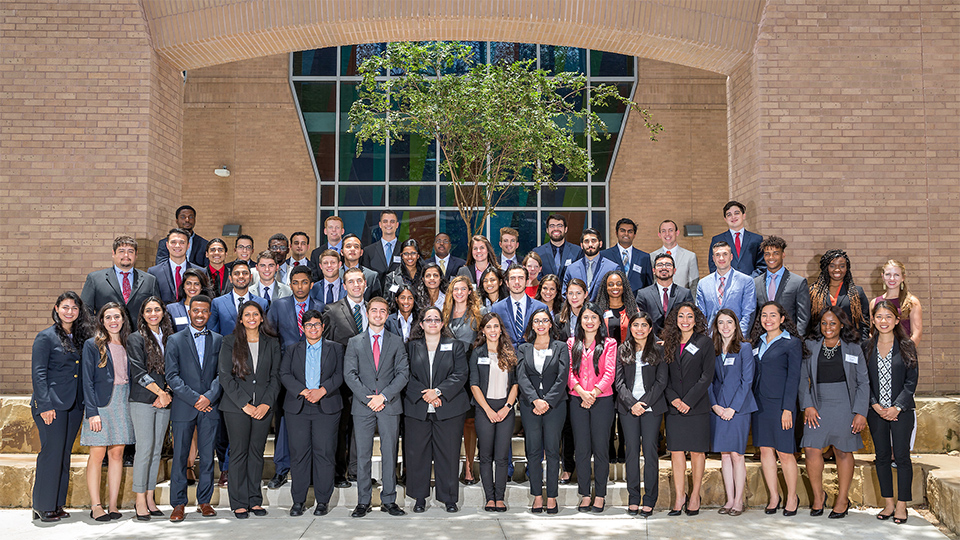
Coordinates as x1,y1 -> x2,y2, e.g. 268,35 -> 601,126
566,337 -> 617,397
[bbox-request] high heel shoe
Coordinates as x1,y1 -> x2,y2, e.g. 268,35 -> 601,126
764,496 -> 780,515
893,515 -> 908,524
89,504 -> 111,522
783,496 -> 800,517
876,511 -> 894,520
546,502 -> 559,515
667,497 -> 686,517
810,492 -> 827,517
577,497 -> 592,513
684,496 -> 700,516
828,498 -> 849,519
33,509 -> 60,522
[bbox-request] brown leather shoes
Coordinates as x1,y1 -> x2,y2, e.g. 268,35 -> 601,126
197,503 -> 217,517
169,504 -> 186,522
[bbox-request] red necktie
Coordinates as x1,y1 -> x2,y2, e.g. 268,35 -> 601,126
718,276 -> 726,305
297,302 -> 306,336
372,334 -> 381,370
662,286 -> 669,314
175,266 -> 182,300
734,232 -> 742,257
121,272 -> 132,303
294,261 -> 300,266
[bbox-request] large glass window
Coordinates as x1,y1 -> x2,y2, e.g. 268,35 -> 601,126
292,43 -> 636,259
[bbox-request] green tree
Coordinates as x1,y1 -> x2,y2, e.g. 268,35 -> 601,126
348,41 -> 662,237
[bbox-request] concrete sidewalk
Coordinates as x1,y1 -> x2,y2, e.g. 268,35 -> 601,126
10,505 -> 948,540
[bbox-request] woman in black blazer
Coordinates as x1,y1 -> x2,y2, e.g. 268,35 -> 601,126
385,283 -> 418,343
661,302 -> 715,517
126,297 -> 174,520
31,291 -> 94,522
217,301 -> 282,518
470,312 -> 518,512
615,311 -> 668,518
864,300 -> 919,524
516,308 -> 569,514
383,239 -> 424,305
809,249 -> 870,340
403,306 -> 470,513
165,268 -> 209,333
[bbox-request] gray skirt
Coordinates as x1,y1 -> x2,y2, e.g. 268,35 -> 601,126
800,382 -> 864,453
80,383 -> 136,447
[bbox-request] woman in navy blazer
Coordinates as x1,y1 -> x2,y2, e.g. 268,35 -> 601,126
707,308 -> 757,517
749,301 -> 805,516
863,300 -> 919,524
403,306 -> 470,513
31,291 -> 94,522
218,301 -> 282,518
81,302 -> 135,522
516,308 -> 569,514
615,312 -> 668,518
800,306 -> 868,518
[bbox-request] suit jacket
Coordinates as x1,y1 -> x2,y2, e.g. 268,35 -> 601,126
753,268 -> 811,336
266,294 -> 322,354
217,333 -> 282,413
209,291 -> 268,335
157,233 -> 209,268
708,229 -> 765,276
166,301 -> 191,333
403,337 -> 470,420
862,338 -> 918,411
456,263 -> 490,287
311,279 -> 347,307
80,338 -> 118,418
468,343 -> 518,403
31,326 -> 83,413
489,296 -> 548,347
284,257 -> 319,282
250,280 -> 292,309
431,255 -> 466,281
562,255 -> 621,301
531,241 -> 582,281
635,282 -> 694,335
800,338 -> 868,417
614,347 -> 669,416
696,269 -> 757,334
516,341 -> 569,408
148,261 -> 202,305
126,332 -> 170,405
829,284 -> 871,340
707,343 -> 758,414
200,265 -> 231,297
344,330 -> 409,416
384,312 -> 414,343
322,297 -> 364,348
81,267 -> 160,321
280,339 -> 344,415
338,265 -> 382,301
664,333 -> 715,415
650,245 -> 700,291
753,332 -> 802,413
360,239 -> 402,281
600,246 -> 654,293
164,326 -> 223,422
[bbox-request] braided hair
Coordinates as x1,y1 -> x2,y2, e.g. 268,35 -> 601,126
809,249 -> 863,328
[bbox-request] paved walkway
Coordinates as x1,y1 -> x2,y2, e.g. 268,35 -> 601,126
10,505 -> 947,540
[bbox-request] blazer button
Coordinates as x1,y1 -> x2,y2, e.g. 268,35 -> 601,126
75,360 -> 79,364
74,374 -> 78,378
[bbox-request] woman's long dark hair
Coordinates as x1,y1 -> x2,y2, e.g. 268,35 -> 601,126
230,301 -> 278,380
473,312 -> 517,371
618,311 -> 664,365
478,265 -> 507,305
178,268 -> 211,302
711,308 -> 743,356
749,301 -> 810,357
556,278 -> 588,329
390,282 -> 420,318
51,290 -> 94,352
661,301 -> 707,362
521,307 -> 561,344
535,274 -> 563,314
596,269 -> 639,316
571,302 -> 608,377
809,249 -> 864,329
94,302 -> 132,368
866,300 -> 918,368
137,296 -> 174,374
408,306 -> 455,341
415,262 -> 448,308
398,238 -> 424,282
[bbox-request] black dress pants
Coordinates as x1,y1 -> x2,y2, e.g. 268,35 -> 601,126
867,408 -> 915,502
475,399 -> 514,502
32,405 -> 82,512
287,409 -> 340,505
405,412 -> 466,503
519,400 -> 566,498
569,395 -> 615,497
620,410 -> 663,507
222,410 -> 273,510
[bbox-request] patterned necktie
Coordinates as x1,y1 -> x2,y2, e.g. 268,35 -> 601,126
385,241 -> 393,264
734,232 -> 742,257
768,274 -> 778,301
662,286 -> 669,314
514,300 -> 523,340
717,276 -> 726,305
622,250 -> 629,273
553,245 -> 561,272
175,266 -> 182,300
326,283 -> 334,304
353,303 -> 363,333
297,302 -> 306,336
263,286 -> 270,305
586,258 -> 594,286
372,334 -> 381,370
438,258 -> 446,274
238,296 -> 245,309
121,272 -> 132,303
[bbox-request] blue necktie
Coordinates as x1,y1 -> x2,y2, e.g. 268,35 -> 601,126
263,286 -> 270,306
514,300 -> 523,341
326,283 -> 334,304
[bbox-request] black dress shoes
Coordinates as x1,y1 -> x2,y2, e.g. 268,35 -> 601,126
351,504 -> 371,518
313,503 -> 328,516
289,502 -> 305,517
335,479 -> 352,488
381,502 -> 406,516
413,499 -> 427,513
445,502 -> 458,513
639,508 -> 654,518
55,506 -> 70,519
148,509 -> 164,517
251,507 -> 267,516
33,509 -> 60,522
267,473 -> 288,489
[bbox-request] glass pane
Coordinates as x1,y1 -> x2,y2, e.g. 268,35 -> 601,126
591,211 -> 607,242
591,83 -> 631,182
389,133 -> 437,183
439,210 -> 481,260
319,209 -> 335,245
541,211 -> 586,245
338,210 -> 383,246
293,48 -> 337,77
308,132 -> 336,181
340,83 -> 385,181
491,185 -> 538,207
395,210 -> 436,257
540,45 -> 586,75
339,184 -> 385,206
491,42 -> 536,66
592,185 -> 605,207
441,40 -> 486,74
341,43 -> 386,76
589,50 -> 634,78
295,82 -> 337,130
540,185 -> 588,207
319,185 -> 335,206
490,211 -> 538,256
390,184 -> 436,206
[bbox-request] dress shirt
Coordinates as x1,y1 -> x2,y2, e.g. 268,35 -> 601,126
248,342 -> 260,373
348,298 -> 368,331
500,254 -> 518,268
322,278 -> 342,303
290,257 -> 309,267
381,238 -> 397,263
427,349 -> 437,413
398,313 -> 413,341
168,259 -> 188,282
193,327 -> 207,366
619,246 -> 632,270
114,265 -> 133,289
305,340 -> 323,389
631,351 -> 648,400
327,242 -> 342,253
533,347 -> 550,374
486,352 -> 508,399
435,254 -> 450,272
232,290 -> 251,307
277,262 -> 289,283
258,281 -> 275,300
757,331 -> 788,360
152,330 -> 165,354
765,266 -> 786,297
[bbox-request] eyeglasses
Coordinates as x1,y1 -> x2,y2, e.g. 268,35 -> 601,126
655,263 -> 674,268
303,322 -> 322,330
532,319 -> 551,325
423,318 -> 442,324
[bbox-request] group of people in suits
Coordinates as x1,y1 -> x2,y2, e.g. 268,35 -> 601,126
30,203 -> 919,525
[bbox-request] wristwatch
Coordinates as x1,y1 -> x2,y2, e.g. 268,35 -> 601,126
434,388 -> 442,397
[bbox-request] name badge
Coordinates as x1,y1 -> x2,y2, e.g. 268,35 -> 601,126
754,349 -> 760,357
639,360 -> 650,367
440,343 -> 453,352
389,284 -> 399,293
632,263 -> 644,274
723,356 -> 736,366
844,353 -> 859,364
478,357 -> 491,365
564,258 -> 571,267
174,316 -> 188,326
685,343 -> 700,355
603,310 -> 614,319
392,256 -> 401,264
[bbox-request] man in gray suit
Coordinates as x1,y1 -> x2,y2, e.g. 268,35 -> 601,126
81,235 -> 160,320
752,236 -> 811,335
344,296 -> 409,518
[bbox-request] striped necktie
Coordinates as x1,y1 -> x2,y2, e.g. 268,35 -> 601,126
353,303 -> 363,333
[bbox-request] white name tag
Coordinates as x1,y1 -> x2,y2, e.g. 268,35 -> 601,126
632,263 -> 644,274
174,316 -> 188,326
564,258 -> 571,267
440,343 -> 453,352
724,356 -> 736,366
844,353 -> 859,364
754,349 -> 760,357
389,284 -> 399,293
685,343 -> 700,355
392,256 -> 401,264
603,310 -> 614,319
478,357 -> 491,365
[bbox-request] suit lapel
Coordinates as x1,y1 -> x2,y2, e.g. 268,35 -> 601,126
105,269 -> 123,298
776,270 -> 790,299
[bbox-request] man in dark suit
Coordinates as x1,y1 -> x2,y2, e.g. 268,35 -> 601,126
498,226 -> 523,268
279,310 -> 344,517
285,231 -> 318,283
344,296 -> 409,517
430,232 -> 466,280
600,218 -> 653,293
225,235 -> 255,274
81,235 -> 161,321
561,228 -> 620,300
309,215 -> 345,268
752,236 -> 811,335
531,213 -> 583,281
340,234 -> 382,301
148,228 -> 202,304
164,295 -> 222,522
311,249 -> 346,306
490,265 -> 548,347
708,200 -> 765,277
635,253 -> 694,335
360,210 -> 402,282
209,261 -> 267,335
156,205 -> 209,267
